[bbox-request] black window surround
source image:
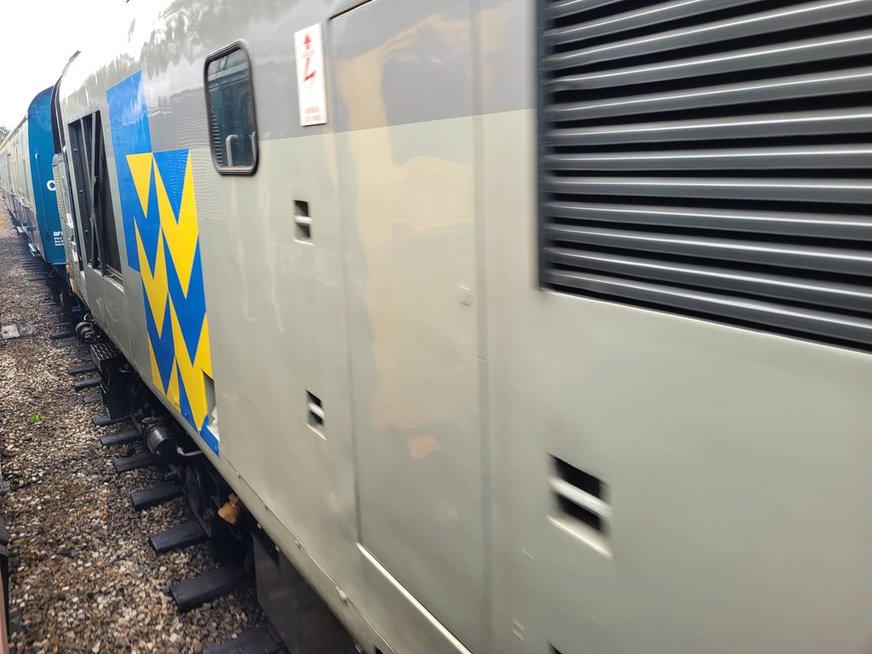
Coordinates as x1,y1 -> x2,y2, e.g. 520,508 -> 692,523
205,41 -> 259,175
68,111 -> 124,282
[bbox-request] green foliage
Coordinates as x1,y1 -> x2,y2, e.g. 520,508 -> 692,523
27,413 -> 45,425
0,125 -> 8,142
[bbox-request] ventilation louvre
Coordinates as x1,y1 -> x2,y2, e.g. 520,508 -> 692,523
294,200 -> 312,242
306,391 -> 324,433
538,0 -> 872,351
549,456 -> 610,556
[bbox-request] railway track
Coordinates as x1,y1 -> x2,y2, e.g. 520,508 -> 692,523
0,212 -> 278,653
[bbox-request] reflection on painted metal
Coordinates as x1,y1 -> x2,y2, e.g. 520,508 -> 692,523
106,72 -> 218,455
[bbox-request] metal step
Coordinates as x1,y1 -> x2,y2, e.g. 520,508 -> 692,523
113,452 -> 159,474
99,430 -> 140,447
203,626 -> 287,654
149,519 -> 207,555
90,340 -> 122,376
170,566 -> 244,612
131,482 -> 182,510
68,362 -> 97,375
72,376 -> 101,391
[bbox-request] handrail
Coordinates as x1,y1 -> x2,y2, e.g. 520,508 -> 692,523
224,134 -> 238,167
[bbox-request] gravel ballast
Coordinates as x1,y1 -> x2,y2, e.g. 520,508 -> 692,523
0,212 -> 265,653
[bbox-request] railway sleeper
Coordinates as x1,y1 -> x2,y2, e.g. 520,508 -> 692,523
203,625 -> 287,654
71,376 -> 101,391
92,414 -> 129,427
68,362 -> 96,375
113,452 -> 159,474
131,481 -> 183,510
99,430 -> 140,447
170,566 -> 244,612
149,519 -> 208,555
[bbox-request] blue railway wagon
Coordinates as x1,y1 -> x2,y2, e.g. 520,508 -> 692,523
0,87 -> 65,266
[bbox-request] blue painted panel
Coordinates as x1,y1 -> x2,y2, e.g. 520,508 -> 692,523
106,71 -> 152,273
26,88 -> 65,265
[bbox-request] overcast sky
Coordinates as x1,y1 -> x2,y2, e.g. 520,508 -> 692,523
0,0 -> 127,129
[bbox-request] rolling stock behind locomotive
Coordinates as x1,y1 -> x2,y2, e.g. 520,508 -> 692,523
9,0 -> 872,653
0,87 -> 68,298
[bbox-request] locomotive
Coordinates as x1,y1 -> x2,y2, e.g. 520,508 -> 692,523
7,0 -> 872,652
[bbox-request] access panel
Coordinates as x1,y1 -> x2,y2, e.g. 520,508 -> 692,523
332,1 -> 485,650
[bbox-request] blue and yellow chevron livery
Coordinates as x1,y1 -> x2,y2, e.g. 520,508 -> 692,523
107,72 -> 218,454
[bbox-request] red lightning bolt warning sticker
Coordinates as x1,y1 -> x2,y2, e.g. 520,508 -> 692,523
294,24 -> 327,126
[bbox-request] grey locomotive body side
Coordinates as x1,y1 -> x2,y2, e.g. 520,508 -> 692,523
55,1 -> 872,653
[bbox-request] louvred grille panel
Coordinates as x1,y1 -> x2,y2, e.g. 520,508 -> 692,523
538,0 -> 872,350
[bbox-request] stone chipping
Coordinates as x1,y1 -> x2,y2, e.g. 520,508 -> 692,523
0,211 -> 265,653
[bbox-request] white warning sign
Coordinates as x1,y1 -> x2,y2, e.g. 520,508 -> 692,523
294,24 -> 328,126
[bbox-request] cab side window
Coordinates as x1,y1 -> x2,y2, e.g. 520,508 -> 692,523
206,44 -> 258,174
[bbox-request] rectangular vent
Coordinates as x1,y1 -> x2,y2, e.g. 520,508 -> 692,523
537,0 -> 872,352
549,456 -> 610,557
294,200 -> 312,242
306,391 -> 324,433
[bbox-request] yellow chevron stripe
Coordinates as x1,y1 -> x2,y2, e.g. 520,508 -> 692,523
147,339 -> 162,391
134,222 -> 169,336
154,156 -> 199,296
168,300 -> 209,429
167,360 -> 180,410
126,153 -> 153,217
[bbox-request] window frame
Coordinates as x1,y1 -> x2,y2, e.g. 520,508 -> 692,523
204,40 -> 260,176
67,111 -> 124,284
62,146 -> 84,272
67,116 -> 96,272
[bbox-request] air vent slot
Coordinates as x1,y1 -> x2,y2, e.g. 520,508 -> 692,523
537,0 -> 872,352
294,200 -> 312,242
306,391 -> 324,434
549,456 -> 610,557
